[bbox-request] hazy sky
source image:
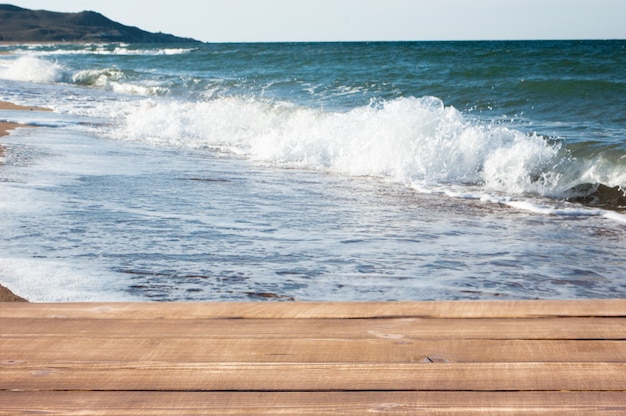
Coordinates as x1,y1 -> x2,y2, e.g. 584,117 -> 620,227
8,0 -> 626,42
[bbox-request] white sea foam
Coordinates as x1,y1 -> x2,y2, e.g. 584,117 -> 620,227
109,47 -> 195,56
504,200 -> 602,216
0,258 -> 137,302
106,95 -> 626,221
504,200 -> 626,223
113,96 -> 564,189
13,44 -> 194,56
0,55 -> 168,96
0,56 -> 66,83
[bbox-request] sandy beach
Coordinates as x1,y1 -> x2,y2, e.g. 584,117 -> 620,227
0,101 -> 52,302
0,121 -> 28,137
0,101 -> 53,111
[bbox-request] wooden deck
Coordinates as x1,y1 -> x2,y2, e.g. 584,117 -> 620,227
1,300 -> 625,415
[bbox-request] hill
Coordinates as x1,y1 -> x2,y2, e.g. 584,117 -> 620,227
0,4 -> 200,43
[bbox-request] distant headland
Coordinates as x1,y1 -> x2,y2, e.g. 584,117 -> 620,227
0,4 -> 201,43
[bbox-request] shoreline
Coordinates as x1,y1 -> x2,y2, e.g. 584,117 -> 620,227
0,101 -> 52,302
0,101 -> 52,138
0,100 -> 52,157
0,100 -> 52,112
0,120 -> 29,137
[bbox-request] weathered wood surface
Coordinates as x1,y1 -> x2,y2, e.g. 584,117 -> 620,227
3,299 -> 625,318
1,391 -> 624,415
1,300 -> 625,415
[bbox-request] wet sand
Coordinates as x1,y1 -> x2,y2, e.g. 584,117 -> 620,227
0,120 -> 29,137
0,101 -> 51,138
0,101 -> 53,111
0,284 -> 27,302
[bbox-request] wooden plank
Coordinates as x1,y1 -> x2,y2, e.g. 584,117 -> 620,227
2,391 -> 625,415
3,317 -> 624,339
3,338 -> 625,363
1,301 -> 623,414
2,299 -> 625,319
2,362 -> 624,391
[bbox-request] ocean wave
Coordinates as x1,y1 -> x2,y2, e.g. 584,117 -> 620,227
0,55 -> 169,96
0,55 -> 66,83
72,68 -> 126,86
8,44 -> 195,56
72,68 -> 169,96
106,46 -> 195,56
111,96 -> 625,209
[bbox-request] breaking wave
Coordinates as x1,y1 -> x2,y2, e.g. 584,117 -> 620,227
0,55 -> 168,96
111,96 -> 625,214
71,68 -> 169,95
7,43 -> 195,56
0,55 -> 66,83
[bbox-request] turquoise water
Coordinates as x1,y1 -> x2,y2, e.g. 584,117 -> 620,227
0,41 -> 624,301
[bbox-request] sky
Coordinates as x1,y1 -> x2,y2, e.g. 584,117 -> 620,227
7,0 -> 626,42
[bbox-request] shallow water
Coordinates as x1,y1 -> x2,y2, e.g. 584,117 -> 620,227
1,124 -> 624,301
0,41 -> 624,301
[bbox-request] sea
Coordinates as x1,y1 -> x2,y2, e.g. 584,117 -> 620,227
0,40 -> 624,302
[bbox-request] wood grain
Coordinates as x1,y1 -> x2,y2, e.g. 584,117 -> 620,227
2,299 -> 625,319
3,317 -> 624,339
1,300 -> 624,414
2,391 -> 625,415
2,362 -> 625,391
2,338 -> 626,363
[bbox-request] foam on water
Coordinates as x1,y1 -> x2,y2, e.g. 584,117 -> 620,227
5,43 -> 195,56
0,56 -> 66,83
110,96 -> 625,219
0,55 -> 169,96
0,257 -> 137,302
3,125 -> 623,302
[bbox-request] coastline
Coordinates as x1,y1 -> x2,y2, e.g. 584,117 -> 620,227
0,121 -> 29,137
0,101 -> 52,139
0,101 -> 51,302
0,100 -> 52,112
